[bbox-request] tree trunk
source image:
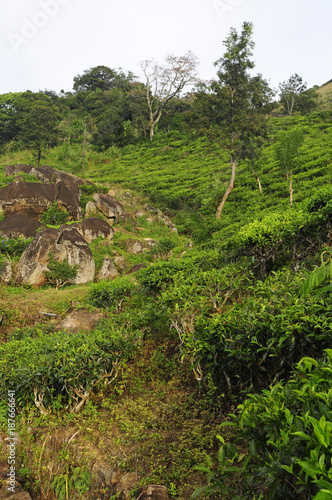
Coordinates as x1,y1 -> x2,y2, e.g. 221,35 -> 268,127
37,149 -> 41,168
149,121 -> 154,141
254,173 -> 262,193
82,120 -> 87,173
216,154 -> 236,219
289,178 -> 293,205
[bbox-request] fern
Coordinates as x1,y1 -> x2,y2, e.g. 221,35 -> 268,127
300,249 -> 332,298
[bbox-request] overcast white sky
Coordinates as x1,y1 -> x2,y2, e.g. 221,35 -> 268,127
1,0 -> 331,95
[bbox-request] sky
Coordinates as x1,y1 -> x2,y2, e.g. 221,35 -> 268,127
0,0 -> 331,96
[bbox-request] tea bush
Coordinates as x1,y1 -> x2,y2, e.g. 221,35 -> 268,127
236,350 -> 332,499
88,275 -> 137,311
176,270 -> 332,397
0,324 -> 140,414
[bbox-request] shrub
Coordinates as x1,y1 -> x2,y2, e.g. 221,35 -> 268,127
236,350 -> 332,499
41,201 -> 69,225
44,254 -> 78,289
177,270 -> 332,397
0,237 -> 33,257
88,276 -> 136,311
0,324 -> 139,414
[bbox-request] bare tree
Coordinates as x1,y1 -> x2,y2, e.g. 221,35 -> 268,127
139,51 -> 199,140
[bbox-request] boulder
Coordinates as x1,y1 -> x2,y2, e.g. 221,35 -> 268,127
113,255 -> 126,270
55,309 -> 105,334
55,180 -> 82,220
15,226 -> 95,287
98,256 -> 119,280
71,218 -> 114,244
0,260 -> 12,285
92,193 -> 124,222
4,163 -> 91,189
85,201 -> 98,217
135,485 -> 170,500
0,214 -> 43,239
4,163 -> 34,177
125,263 -> 147,275
126,238 -> 157,255
0,182 -> 55,221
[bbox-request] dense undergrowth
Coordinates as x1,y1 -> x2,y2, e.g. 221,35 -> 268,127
0,112 -> 332,499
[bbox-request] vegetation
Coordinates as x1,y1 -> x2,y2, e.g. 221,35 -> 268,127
0,20 -> 331,500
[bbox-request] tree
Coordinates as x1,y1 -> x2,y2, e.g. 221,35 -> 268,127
139,51 -> 199,141
211,22 -> 273,219
279,74 -> 307,116
274,128 -> 304,205
19,101 -> 59,166
73,66 -> 134,92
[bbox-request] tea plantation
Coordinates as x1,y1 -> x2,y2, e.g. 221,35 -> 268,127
1,84 -> 332,498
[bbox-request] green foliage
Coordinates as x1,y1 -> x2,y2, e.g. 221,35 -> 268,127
300,249 -> 332,298
150,237 -> 177,259
0,323 -> 139,413
44,254 -> 78,289
41,201 -> 69,225
192,434 -> 248,499
51,466 -> 92,499
236,350 -> 332,499
88,276 -> 137,311
0,237 -> 32,257
274,128 -> 304,174
177,269 -> 332,396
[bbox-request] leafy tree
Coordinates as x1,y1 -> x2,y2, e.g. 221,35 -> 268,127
296,87 -> 319,114
139,51 -> 199,141
279,73 -> 307,115
19,101 -> 59,166
73,65 -> 134,92
274,128 -> 304,205
211,21 -> 273,218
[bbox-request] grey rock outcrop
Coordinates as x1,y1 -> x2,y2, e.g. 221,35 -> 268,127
0,182 -> 55,220
98,256 -> 119,280
135,485 -> 170,499
70,217 -> 114,244
92,193 -> 124,222
55,309 -> 105,334
15,226 -> 95,287
0,260 -> 12,285
126,238 -> 157,255
0,180 -> 81,221
0,213 -> 43,239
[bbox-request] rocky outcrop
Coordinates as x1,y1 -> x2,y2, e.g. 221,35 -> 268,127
125,263 -> 147,275
135,485 -> 170,499
98,256 -> 119,280
15,226 -> 95,287
55,309 -> 105,334
2,164 -> 95,221
0,213 -> 43,239
71,218 -> 114,244
4,163 -> 91,189
0,180 -> 81,221
92,193 -> 124,222
0,182 -> 55,220
0,260 -> 12,285
126,238 -> 157,255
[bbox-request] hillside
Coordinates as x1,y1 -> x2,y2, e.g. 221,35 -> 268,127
0,110 -> 332,500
